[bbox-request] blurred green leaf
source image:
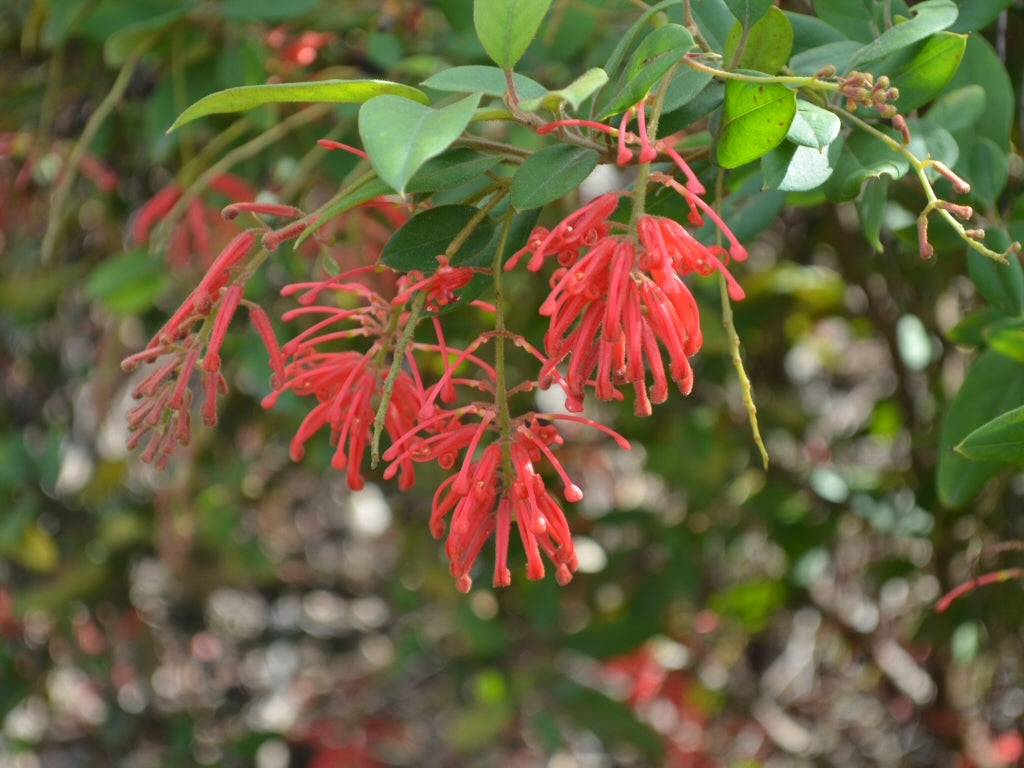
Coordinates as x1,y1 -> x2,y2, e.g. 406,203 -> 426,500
950,0 -> 1014,33
968,138 -> 1009,210
557,680 -> 665,760
825,129 -> 909,202
967,249 -> 1024,316
938,350 -> 1024,507
957,404 -> 1024,463
858,176 -> 888,252
216,0 -> 319,20
725,0 -> 773,27
924,84 -> 985,135
84,251 -> 171,315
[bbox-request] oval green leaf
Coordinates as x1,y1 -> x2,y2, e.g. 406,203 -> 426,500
422,66 -> 547,100
824,129 -> 909,202
359,93 -> 481,195
958,405 -> 1024,464
169,79 -> 429,131
724,0 -> 773,27
473,0 -> 553,69
967,248 -> 1024,316
924,84 -> 985,135
723,6 -> 793,74
511,145 -> 599,210
381,205 -> 495,272
600,24 -> 695,118
938,349 -> 1024,507
787,101 -> 841,149
716,79 -> 796,169
846,0 -> 959,70
762,138 -> 842,192
890,31 -> 967,112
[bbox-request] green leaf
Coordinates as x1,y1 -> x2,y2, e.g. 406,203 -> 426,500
661,67 -> 714,113
924,84 -> 985,135
786,10 -> 845,52
601,0 -> 684,78
987,328 -> 1024,364
724,0 -> 773,27
406,148 -> 502,194
380,205 -> 495,272
789,40 -> 862,76
557,681 -> 665,761
217,0 -> 319,19
906,119 -> 959,169
938,350 -> 1024,507
858,176 -> 888,252
169,80 -> 429,131
951,0 -> 1014,33
84,251 -> 170,315
947,307 -> 1016,347
847,0 -> 959,70
688,0 -> 736,53
958,405 -> 1024,464
967,248 -> 1024,315
359,93 -> 481,195
422,66 -> 547,100
716,78 -> 796,169
969,138 -> 1009,209
944,35 -> 1013,149
824,129 -> 909,202
103,7 -> 190,66
889,31 -> 967,112
811,0 -> 881,44
519,68 -> 609,113
723,6 -> 793,74
786,101 -> 840,149
600,24 -> 695,118
473,0 -> 553,68
511,146 -> 599,210
762,138 -> 842,192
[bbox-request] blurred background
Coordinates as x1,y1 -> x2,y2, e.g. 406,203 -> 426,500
2,0 -> 1024,766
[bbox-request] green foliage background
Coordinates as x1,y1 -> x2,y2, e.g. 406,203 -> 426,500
2,0 -> 1024,765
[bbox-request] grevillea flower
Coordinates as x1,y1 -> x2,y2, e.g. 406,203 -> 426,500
508,180 -> 747,414
133,173 -> 256,268
261,267 -> 428,491
384,407 -> 628,592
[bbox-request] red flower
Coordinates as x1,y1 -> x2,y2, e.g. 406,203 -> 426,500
262,267 -> 427,491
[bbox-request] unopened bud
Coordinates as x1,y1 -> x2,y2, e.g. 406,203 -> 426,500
918,215 -> 934,259
816,64 -> 836,79
932,161 -> 971,194
964,229 -> 986,241
938,201 -> 974,219
893,114 -> 911,145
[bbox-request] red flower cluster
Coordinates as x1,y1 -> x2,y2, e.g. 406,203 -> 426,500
508,185 -> 746,415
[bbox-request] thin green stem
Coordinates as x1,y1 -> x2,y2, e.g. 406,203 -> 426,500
629,65 -> 676,232
713,169 -> 768,468
840,109 -> 1018,262
445,188 -> 509,260
493,207 -> 516,480
683,0 -> 713,52
41,40 -> 149,263
682,55 -> 842,94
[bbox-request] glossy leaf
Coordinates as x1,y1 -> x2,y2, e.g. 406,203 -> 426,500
944,35 -> 1013,149
661,67 -> 714,113
380,205 -> 495,272
519,68 -> 609,113
422,66 -> 547,100
716,79 -> 796,169
938,350 -> 1024,507
601,0 -> 684,80
847,0 -> 959,70
723,7 -> 793,74
359,93 -> 480,195
824,129 -> 909,202
724,0 -> 773,27
787,101 -> 840,149
889,31 -> 967,112
987,328 -> 1024,365
762,138 -> 842,192
600,24 -> 695,118
967,249 -> 1024,316
169,79 -> 429,131
511,146 -> 599,210
957,405 -> 1024,464
473,0 -> 553,68
924,85 -> 985,135
406,149 -> 502,194
946,307 -> 1015,347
